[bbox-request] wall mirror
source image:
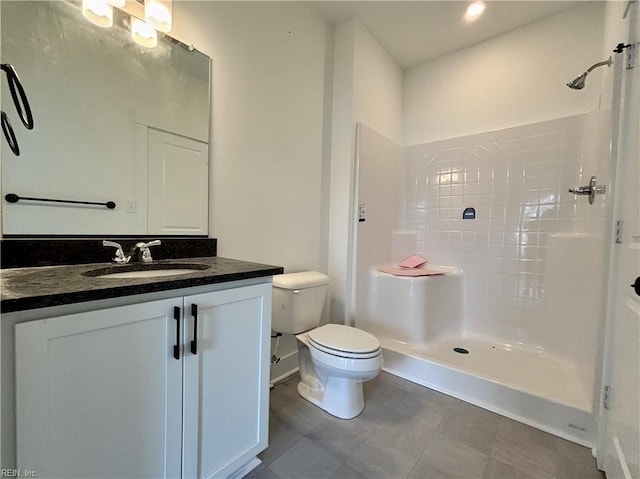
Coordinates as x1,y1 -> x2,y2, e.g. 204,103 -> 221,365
1,1 -> 211,236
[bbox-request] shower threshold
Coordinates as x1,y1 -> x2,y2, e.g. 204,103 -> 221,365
379,333 -> 595,447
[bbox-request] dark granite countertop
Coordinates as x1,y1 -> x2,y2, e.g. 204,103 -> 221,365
1,257 -> 284,313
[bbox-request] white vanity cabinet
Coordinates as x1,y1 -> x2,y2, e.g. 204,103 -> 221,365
14,282 -> 272,479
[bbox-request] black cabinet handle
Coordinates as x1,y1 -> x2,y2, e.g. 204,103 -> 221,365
191,304 -> 198,355
632,277 -> 640,297
173,306 -> 181,360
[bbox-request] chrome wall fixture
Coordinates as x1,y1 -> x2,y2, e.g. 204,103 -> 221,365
569,175 -> 606,204
567,40 -> 639,91
566,57 -> 613,90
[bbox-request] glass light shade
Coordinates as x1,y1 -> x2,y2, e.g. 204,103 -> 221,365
467,2 -> 485,16
144,0 -> 172,33
82,0 -> 113,28
106,0 -> 126,7
465,0 -> 486,21
131,18 -> 158,48
464,0 -> 487,23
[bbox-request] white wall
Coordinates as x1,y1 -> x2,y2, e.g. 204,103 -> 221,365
172,2 -> 331,273
328,21 -> 357,323
329,20 -> 403,324
354,124 -> 403,329
403,3 -> 606,145
354,23 -> 403,145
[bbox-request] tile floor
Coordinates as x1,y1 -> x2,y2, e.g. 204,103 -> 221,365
247,372 -> 605,479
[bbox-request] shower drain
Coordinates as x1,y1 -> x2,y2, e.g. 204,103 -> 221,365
453,347 -> 469,354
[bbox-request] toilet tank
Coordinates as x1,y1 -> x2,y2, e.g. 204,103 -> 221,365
272,271 -> 329,334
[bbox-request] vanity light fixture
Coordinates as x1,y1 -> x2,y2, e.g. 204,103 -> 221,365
80,0 -> 164,49
465,0 -> 486,22
131,18 -> 158,48
144,0 -> 172,33
82,0 -> 114,28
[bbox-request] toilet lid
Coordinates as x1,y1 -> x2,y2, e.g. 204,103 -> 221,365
308,324 -> 380,358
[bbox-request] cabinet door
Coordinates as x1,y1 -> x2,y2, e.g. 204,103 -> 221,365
183,283 -> 272,479
15,299 -> 183,479
147,128 -> 209,236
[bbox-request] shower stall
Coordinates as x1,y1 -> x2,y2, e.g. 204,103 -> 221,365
352,111 -> 611,446
332,0 -> 637,457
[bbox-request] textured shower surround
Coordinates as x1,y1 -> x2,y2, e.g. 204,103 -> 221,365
356,112 -> 609,376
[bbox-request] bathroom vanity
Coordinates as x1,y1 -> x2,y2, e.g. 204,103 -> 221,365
1,2 -> 280,475
1,252 -> 283,479
0,2 -> 284,476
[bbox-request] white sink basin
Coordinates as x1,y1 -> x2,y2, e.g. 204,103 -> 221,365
83,263 -> 210,279
95,269 -> 199,279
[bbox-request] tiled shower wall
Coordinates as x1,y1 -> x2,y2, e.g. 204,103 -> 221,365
356,112 -> 610,388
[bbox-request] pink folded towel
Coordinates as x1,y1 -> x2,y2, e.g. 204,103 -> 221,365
398,255 -> 427,269
378,266 -> 445,277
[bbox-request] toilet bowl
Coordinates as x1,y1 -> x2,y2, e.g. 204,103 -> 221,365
296,324 -> 383,419
272,272 -> 383,419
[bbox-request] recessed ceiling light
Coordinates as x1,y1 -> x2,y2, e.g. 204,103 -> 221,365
465,1 -> 486,21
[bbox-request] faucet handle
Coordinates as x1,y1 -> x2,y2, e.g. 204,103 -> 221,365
102,240 -> 127,263
568,175 -> 606,205
137,239 -> 161,262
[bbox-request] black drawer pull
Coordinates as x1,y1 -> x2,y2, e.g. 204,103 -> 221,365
191,304 -> 198,355
173,306 -> 180,360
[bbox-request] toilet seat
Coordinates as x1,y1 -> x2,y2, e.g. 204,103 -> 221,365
308,324 -> 381,359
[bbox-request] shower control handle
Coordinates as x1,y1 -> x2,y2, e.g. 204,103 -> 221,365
568,186 -> 591,194
569,176 -> 606,205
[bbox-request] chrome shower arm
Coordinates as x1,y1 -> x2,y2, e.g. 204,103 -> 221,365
586,57 -> 613,73
567,57 -> 613,90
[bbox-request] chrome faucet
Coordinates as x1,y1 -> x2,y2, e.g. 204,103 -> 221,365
102,240 -> 162,263
102,240 -> 128,263
135,240 -> 161,262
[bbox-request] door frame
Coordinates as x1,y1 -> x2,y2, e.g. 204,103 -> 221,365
596,0 -> 639,473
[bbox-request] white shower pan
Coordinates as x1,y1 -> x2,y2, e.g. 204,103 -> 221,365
360,266 -> 595,446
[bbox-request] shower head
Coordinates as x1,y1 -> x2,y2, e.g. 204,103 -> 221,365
567,72 -> 588,90
566,57 -> 613,90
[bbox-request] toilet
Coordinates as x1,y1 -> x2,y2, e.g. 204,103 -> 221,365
272,271 -> 383,419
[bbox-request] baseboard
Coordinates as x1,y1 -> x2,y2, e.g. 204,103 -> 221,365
228,457 -> 261,479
